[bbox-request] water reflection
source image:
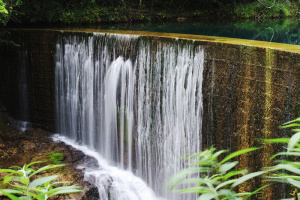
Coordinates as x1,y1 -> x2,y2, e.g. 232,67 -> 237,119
87,18 -> 300,45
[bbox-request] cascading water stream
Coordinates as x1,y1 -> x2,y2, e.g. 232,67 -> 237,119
55,33 -> 204,199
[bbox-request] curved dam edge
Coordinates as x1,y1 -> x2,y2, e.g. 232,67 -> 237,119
0,28 -> 299,199
5,28 -> 300,53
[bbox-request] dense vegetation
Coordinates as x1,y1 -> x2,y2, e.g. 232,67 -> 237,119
0,0 -> 299,26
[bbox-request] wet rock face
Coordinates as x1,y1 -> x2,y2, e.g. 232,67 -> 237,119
0,109 -> 99,200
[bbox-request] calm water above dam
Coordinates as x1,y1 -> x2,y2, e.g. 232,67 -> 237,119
86,19 -> 300,45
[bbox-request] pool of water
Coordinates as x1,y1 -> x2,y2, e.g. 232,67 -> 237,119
86,18 -> 300,45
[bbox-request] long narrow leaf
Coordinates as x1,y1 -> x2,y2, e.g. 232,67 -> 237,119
179,186 -> 212,194
271,152 -> 300,160
242,184 -> 270,200
222,170 -> 248,181
0,169 -> 22,175
288,132 -> 300,152
29,175 -> 59,188
287,178 -> 300,188
219,161 -> 238,173
29,164 -> 66,177
220,148 -> 260,164
263,138 -> 290,144
198,192 -> 218,200
216,179 -> 237,190
281,118 -> 300,125
49,189 -> 82,196
231,171 -> 265,188
280,123 -> 300,129
270,164 -> 300,175
0,190 -> 21,200
25,161 -> 44,170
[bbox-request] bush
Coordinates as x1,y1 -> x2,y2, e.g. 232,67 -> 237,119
171,117 -> 300,199
48,152 -> 64,164
0,161 -> 82,200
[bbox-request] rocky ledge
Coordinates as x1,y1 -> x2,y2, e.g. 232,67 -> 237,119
0,108 -> 99,200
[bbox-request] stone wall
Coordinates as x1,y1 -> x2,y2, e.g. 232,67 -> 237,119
0,30 -> 57,130
0,29 -> 299,199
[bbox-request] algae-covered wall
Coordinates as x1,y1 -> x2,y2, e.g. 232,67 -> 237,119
201,43 -> 300,199
0,30 -> 57,130
0,29 -> 299,199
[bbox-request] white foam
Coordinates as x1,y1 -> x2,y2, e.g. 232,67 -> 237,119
52,134 -> 163,200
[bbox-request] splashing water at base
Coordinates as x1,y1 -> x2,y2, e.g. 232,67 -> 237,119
52,134 -> 163,200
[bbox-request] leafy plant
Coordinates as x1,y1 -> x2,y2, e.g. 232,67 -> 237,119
170,117 -> 300,199
263,117 -> 300,199
48,152 -> 64,164
170,147 -> 264,200
0,161 -> 82,200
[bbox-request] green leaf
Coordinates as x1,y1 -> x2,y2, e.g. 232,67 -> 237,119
212,150 -> 228,160
242,184 -> 270,200
287,178 -> 300,188
41,185 -> 82,196
170,177 -> 208,191
29,175 -> 59,188
3,175 -> 14,184
271,152 -> 300,160
198,192 -> 218,200
50,181 -> 70,186
10,166 -> 23,170
29,164 -> 66,177
271,164 -> 300,175
169,166 -> 214,188
220,148 -> 260,164
0,189 -> 21,200
20,177 -> 29,185
179,186 -> 212,194
0,189 -> 23,194
219,161 -> 238,173
288,132 -> 300,152
0,169 -> 22,175
231,171 -> 265,188
19,197 -> 30,200
25,161 -> 44,170
49,188 -> 82,196
280,123 -> 300,129
222,170 -> 248,181
216,179 -> 237,190
263,138 -> 290,144
282,117 -> 300,125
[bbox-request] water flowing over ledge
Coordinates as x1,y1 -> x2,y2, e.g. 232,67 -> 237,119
55,33 -> 204,199
0,29 -> 299,199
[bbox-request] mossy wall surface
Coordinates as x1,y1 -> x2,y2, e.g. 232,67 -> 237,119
0,29 -> 299,199
201,43 -> 300,199
0,30 -> 57,130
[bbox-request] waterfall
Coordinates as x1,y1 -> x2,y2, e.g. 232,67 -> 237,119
12,43 -> 31,132
55,33 -> 204,199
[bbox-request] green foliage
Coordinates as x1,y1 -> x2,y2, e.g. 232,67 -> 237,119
0,161 -> 82,200
234,0 -> 299,19
1,0 -> 299,25
48,152 -> 64,164
0,0 -> 8,25
171,117 -> 300,199
169,147 -> 262,200
263,117 -> 300,199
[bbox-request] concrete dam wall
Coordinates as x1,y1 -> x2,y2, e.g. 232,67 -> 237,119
0,29 -> 299,199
